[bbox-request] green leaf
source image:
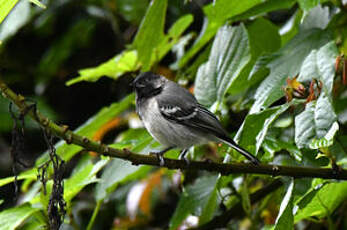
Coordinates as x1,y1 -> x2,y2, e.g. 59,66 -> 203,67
115,0 -> 149,25
274,179 -> 294,230
0,168 -> 37,187
308,121 -> 339,149
0,0 -> 19,24
301,5 -> 330,30
178,0 -> 263,68
295,94 -> 337,149
0,0 -> 30,41
66,50 -> 139,85
95,158 -> 151,201
298,41 -> 338,94
250,28 -> 332,114
36,93 -> 134,164
169,175 -> 219,230
229,18 -> 281,94
154,14 -> 193,64
263,137 -> 302,161
235,102 -> 294,156
95,129 -> 155,201
64,156 -> 110,203
133,0 -> 167,71
195,24 -> 250,107
294,181 -> 347,222
232,0 -> 296,22
0,203 -> 39,230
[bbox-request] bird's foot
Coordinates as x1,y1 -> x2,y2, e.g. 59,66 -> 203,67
179,149 -> 190,165
150,146 -> 175,167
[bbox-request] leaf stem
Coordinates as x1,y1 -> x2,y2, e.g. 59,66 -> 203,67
86,200 -> 102,230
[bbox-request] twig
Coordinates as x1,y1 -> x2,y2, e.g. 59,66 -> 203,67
1,79 -> 347,179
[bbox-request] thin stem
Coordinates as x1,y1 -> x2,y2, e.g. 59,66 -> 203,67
86,200 -> 102,230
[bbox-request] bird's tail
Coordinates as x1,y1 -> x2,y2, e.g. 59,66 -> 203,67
219,136 -> 260,165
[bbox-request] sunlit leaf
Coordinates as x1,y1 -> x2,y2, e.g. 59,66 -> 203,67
66,50 -> 139,85
0,0 -> 19,24
0,168 -> 36,187
0,203 -> 39,230
64,156 -> 110,203
0,0 -> 30,41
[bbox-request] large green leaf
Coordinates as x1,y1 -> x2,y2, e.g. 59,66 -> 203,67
64,156 -> 110,203
68,6 -> 193,83
0,0 -> 19,24
250,28 -> 332,114
295,94 -> 337,149
95,129 -> 156,201
234,102 -> 294,158
66,50 -> 139,86
228,17 -> 281,94
0,0 -> 30,41
169,175 -> 219,230
178,0 -> 262,68
274,179 -> 294,230
297,41 -> 338,94
0,203 -> 39,230
132,0 -> 166,70
294,181 -> 347,222
194,24 -> 250,107
95,158 -> 151,201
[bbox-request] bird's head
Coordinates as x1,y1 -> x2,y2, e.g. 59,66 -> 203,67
132,72 -> 166,98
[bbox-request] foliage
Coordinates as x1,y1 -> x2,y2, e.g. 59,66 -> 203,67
0,0 -> 347,229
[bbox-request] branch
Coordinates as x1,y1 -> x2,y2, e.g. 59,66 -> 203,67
1,79 -> 347,179
191,179 -> 283,230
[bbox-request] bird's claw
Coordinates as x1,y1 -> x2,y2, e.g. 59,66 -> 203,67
179,154 -> 190,165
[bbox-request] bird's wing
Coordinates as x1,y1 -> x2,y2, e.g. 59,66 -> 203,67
157,94 -> 228,138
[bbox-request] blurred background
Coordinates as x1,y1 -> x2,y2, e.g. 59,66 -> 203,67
1,0 -> 346,229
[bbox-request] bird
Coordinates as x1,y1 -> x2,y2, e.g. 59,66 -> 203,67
132,72 -> 260,166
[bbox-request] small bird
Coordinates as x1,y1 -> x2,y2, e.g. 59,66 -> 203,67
133,72 -> 260,166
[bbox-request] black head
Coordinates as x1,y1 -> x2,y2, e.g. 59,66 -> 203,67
132,72 -> 166,98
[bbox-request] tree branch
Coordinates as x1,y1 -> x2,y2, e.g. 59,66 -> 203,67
1,79 -> 347,179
